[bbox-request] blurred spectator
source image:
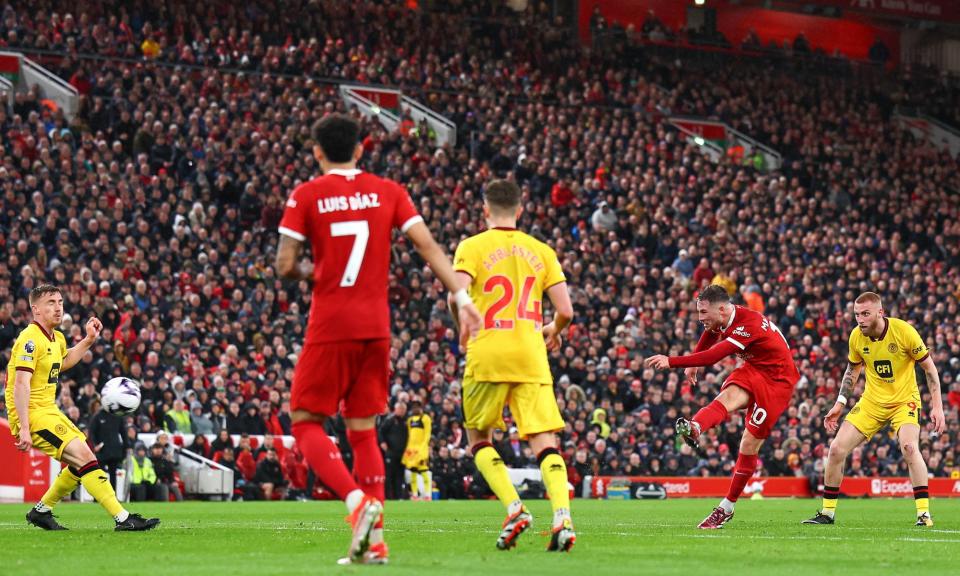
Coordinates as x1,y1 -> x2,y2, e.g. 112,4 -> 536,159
164,400 -> 191,434
150,443 -> 183,501
191,401 -> 215,435
129,444 -> 160,501
591,201 -> 618,232
254,448 -> 288,500
379,401 -> 409,500
88,407 -> 128,489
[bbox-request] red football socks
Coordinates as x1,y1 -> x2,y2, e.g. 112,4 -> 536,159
726,453 -> 759,502
693,399 -> 729,433
347,427 -> 385,528
292,421 -> 359,500
347,428 -> 385,503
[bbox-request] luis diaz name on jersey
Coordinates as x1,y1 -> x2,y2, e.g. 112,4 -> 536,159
317,193 -> 381,214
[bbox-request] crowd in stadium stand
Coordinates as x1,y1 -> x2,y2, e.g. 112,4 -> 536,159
0,1 -> 958,500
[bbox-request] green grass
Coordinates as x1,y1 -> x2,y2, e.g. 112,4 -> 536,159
1,498 -> 958,575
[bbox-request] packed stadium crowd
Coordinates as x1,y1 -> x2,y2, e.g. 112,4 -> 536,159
0,0 -> 959,500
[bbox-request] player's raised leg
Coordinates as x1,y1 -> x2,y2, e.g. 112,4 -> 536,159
803,421 -> 866,524
345,417 -> 389,563
463,377 -> 531,550
529,433 -> 575,552
293,410 -> 382,563
518,380 -> 575,551
897,422 -> 932,526
469,429 -> 531,550
678,383 -> 746,452
292,340 -> 386,565
342,339 -> 391,562
59,437 -> 160,531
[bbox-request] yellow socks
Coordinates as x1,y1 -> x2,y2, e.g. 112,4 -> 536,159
39,467 -> 81,510
538,448 -> 571,525
76,461 -> 125,519
473,443 -> 520,511
821,485 -> 839,517
914,485 -> 930,517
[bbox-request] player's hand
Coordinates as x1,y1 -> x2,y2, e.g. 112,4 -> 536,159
15,429 -> 32,452
84,317 -> 103,342
457,303 -> 481,346
929,405 -> 946,435
644,354 -> 671,371
823,401 -> 845,433
542,322 -> 563,352
684,367 -> 698,387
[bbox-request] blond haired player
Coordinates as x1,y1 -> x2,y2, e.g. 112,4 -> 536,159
448,179 -> 575,552
6,284 -> 159,531
803,292 -> 945,526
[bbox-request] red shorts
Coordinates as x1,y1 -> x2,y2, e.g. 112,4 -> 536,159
721,364 -> 797,439
291,339 -> 390,419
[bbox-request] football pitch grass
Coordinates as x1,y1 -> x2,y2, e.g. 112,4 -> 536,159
1,498 -> 958,575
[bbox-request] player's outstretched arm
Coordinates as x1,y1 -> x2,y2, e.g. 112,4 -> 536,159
824,361 -> 863,433
543,282 -> 574,351
406,221 -> 480,344
12,370 -> 32,451
919,356 -> 946,434
62,317 -> 102,371
275,235 -> 314,281
645,339 -> 740,371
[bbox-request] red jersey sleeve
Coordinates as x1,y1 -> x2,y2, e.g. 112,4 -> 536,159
278,185 -> 309,241
694,329 -> 720,352
392,184 -> 423,233
668,340 -> 740,368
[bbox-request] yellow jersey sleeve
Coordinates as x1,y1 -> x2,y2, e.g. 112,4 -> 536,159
542,244 -> 566,289
59,332 -> 67,357
11,328 -> 41,374
453,238 -> 477,279
901,322 -> 929,362
847,329 -> 863,365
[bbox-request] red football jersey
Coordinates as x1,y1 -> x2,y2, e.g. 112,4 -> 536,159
716,305 -> 799,385
278,168 -> 422,344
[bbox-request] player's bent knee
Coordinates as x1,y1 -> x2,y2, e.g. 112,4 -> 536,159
901,443 -> 917,457
827,442 -> 851,461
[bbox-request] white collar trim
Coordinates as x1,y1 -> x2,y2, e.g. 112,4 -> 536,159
328,168 -> 362,177
722,306 -> 736,331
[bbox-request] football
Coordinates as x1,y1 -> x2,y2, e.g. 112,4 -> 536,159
100,377 -> 142,416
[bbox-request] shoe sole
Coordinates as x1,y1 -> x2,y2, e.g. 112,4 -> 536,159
337,555 -> 388,566
548,531 -> 576,552
26,521 -> 67,531
115,519 -> 161,532
496,517 -> 531,550
698,516 -> 733,529
675,420 -> 704,454
348,501 -> 383,562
